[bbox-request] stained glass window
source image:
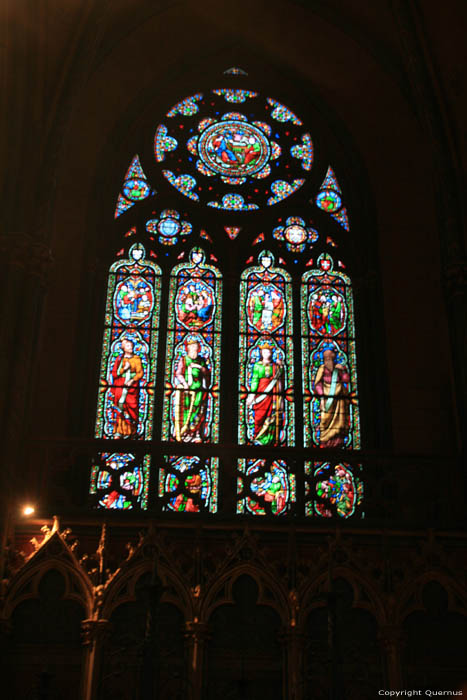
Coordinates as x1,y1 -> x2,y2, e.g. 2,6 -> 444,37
315,167 -> 350,231
91,243 -> 161,511
273,216 -> 319,254
237,458 -> 296,515
301,253 -> 360,450
224,67 -> 248,76
208,193 -> 259,211
224,226 -> 241,240
154,90 -> 312,209
158,456 -> 218,513
90,453 -> 151,510
146,209 -> 192,246
162,248 -> 222,443
166,93 -> 204,117
268,179 -> 306,206
91,75 -> 367,519
304,461 -> 363,518
238,251 -> 294,447
213,88 -> 258,103
95,243 -> 161,441
154,125 -> 178,162
114,155 -> 153,218
266,98 -> 303,126
291,133 -> 313,171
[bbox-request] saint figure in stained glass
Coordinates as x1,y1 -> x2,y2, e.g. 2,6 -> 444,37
246,341 -> 284,446
301,254 -> 360,449
313,349 -> 351,449
250,462 -> 288,514
90,452 -> 151,511
239,251 -> 294,447
237,458 -> 296,516
111,337 -> 144,438
158,455 -> 218,513
95,243 -> 161,442
173,338 -> 211,443
198,119 -> 271,179
163,248 -> 222,444
305,462 -> 363,518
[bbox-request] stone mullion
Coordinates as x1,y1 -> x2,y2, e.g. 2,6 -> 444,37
281,627 -> 307,700
378,624 -> 404,690
80,618 -> 112,700
184,620 -> 210,700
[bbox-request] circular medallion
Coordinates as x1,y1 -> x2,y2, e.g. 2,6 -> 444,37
157,217 -> 180,238
285,224 -> 307,245
316,189 -> 342,213
198,120 -> 270,178
155,90 -> 311,208
123,178 -> 151,201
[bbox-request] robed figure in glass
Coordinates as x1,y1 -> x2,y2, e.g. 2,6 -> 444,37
239,251 -> 294,447
111,337 -> 144,438
163,247 -> 221,444
246,341 -> 284,446
313,348 -> 350,448
173,339 -> 211,443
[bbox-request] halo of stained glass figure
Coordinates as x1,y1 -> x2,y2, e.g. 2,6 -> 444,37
154,90 -> 313,209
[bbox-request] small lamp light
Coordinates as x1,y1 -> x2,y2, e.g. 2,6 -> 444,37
22,505 -> 35,516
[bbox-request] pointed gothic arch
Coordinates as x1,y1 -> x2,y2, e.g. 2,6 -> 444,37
88,72 -> 378,520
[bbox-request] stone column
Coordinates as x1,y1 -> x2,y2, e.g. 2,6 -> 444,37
378,624 -> 404,690
282,626 -> 307,700
184,620 -> 210,700
80,618 -> 112,700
